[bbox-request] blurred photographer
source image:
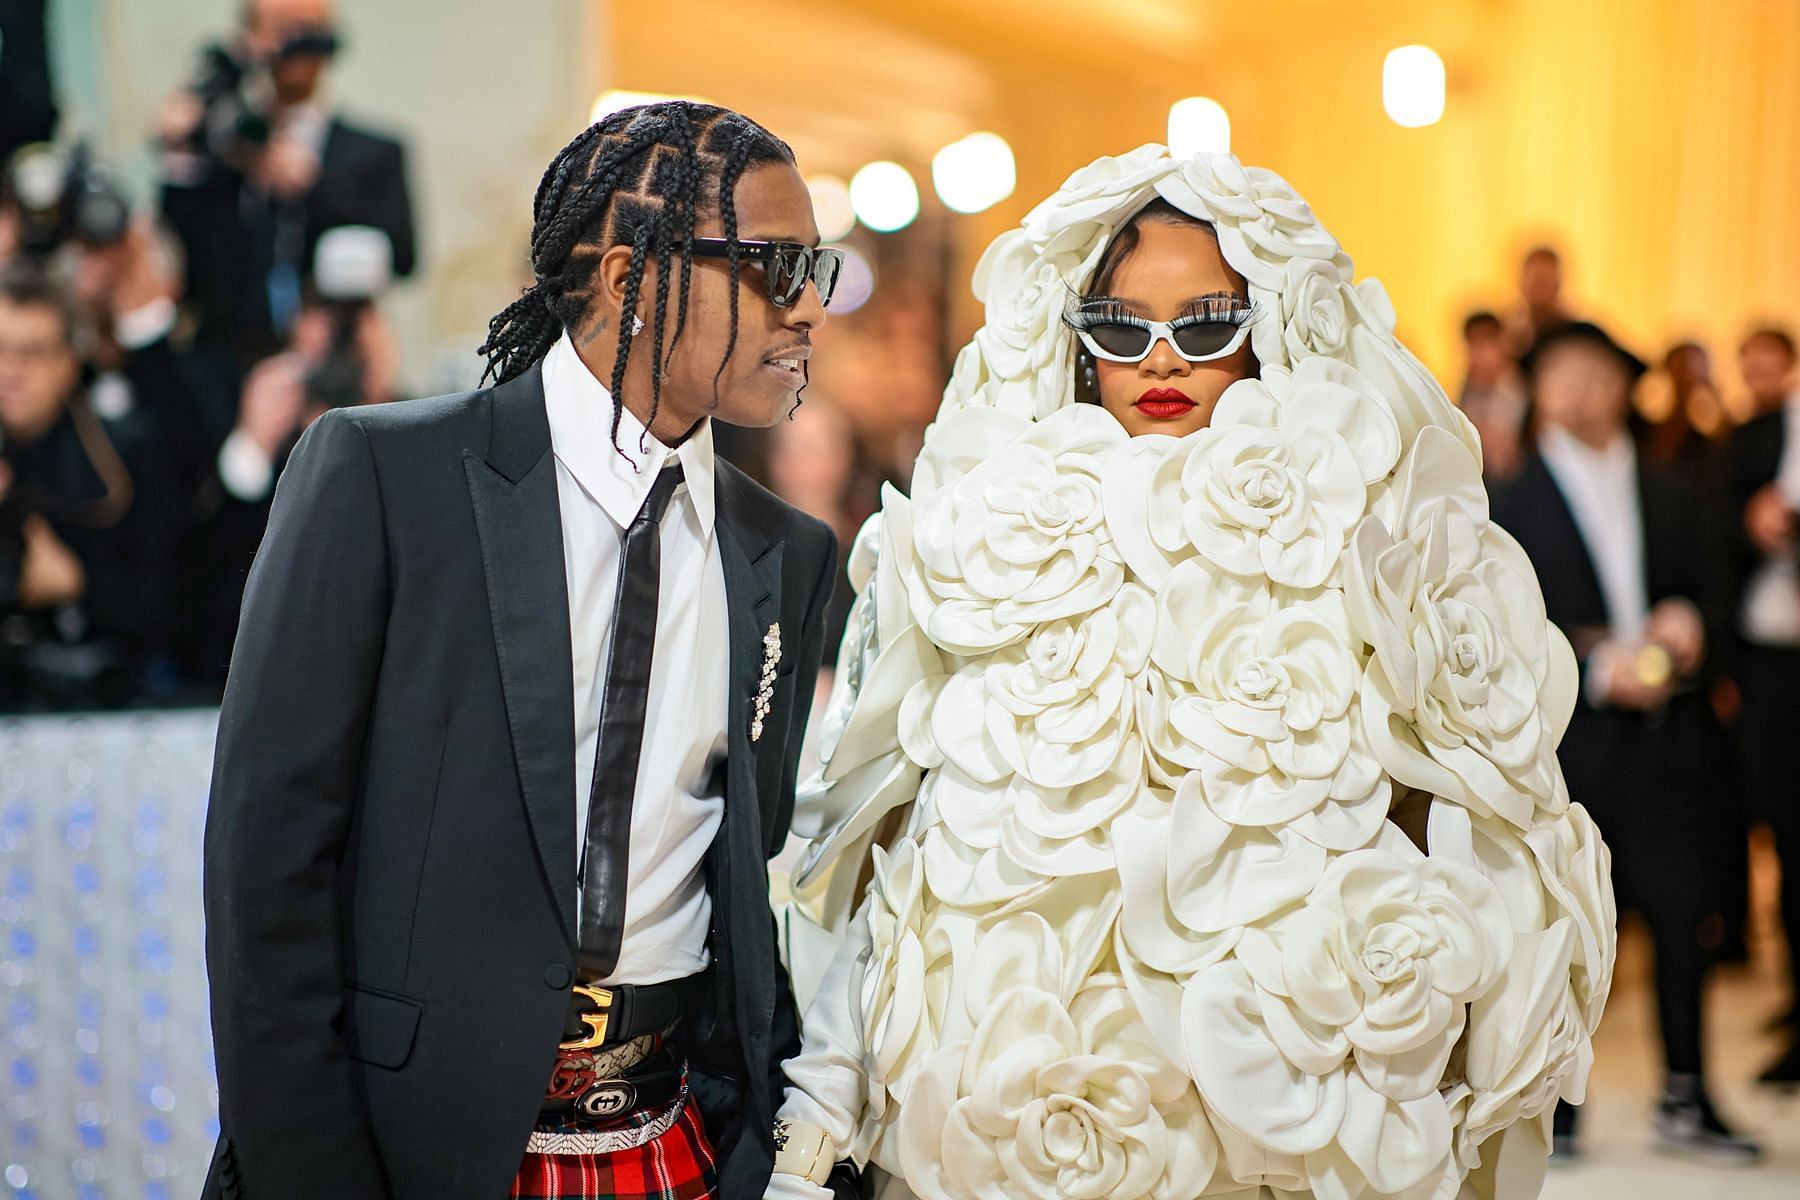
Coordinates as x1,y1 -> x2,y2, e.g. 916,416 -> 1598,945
3,136 -> 225,490
180,225 -> 396,688
157,0 -> 416,368
0,262 -> 181,709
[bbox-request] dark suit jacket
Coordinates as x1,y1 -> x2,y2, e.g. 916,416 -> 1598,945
201,364 -> 837,1198
0,0 -> 58,163
1727,408 -> 1786,606
1490,451 -> 1727,903
1729,409 -> 1784,508
163,116 -> 417,361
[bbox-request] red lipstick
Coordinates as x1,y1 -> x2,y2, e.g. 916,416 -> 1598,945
1134,388 -> 1197,420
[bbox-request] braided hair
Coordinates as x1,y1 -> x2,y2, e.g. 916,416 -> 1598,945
479,102 -> 795,454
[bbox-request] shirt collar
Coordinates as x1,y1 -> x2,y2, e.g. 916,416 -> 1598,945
541,331 -> 716,536
278,103 -> 330,157
1540,424 -> 1634,478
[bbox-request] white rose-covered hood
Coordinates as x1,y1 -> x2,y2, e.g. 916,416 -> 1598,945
786,145 -> 1610,1200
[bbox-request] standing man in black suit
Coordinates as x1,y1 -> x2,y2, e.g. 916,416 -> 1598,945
1729,326 -> 1800,1085
157,0 -> 416,370
1491,322 -> 1760,1164
202,102 -> 844,1198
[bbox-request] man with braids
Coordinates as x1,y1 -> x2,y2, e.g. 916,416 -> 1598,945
202,101 -> 843,1200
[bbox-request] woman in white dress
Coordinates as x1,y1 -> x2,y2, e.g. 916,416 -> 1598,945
765,146 -> 1615,1200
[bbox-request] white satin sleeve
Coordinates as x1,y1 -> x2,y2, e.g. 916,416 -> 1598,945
767,905 -> 876,1197
788,487 -> 942,934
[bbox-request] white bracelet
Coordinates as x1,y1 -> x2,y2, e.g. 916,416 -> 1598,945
772,1118 -> 834,1185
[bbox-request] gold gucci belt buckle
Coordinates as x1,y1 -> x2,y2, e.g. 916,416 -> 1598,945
561,984 -> 614,1050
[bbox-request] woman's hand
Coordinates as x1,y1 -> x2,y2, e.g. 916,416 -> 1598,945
1745,483 -> 1795,557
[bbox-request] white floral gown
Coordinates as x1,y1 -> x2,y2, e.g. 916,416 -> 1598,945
773,147 -> 1616,1200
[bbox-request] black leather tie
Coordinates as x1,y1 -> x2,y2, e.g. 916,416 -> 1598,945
577,463 -> 685,979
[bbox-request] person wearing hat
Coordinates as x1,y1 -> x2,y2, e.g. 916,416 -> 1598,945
1492,320 -> 1761,1163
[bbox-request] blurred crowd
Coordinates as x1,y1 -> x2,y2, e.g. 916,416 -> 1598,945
0,0 -> 413,708
1,0 -> 1797,1161
1461,244 -> 1800,1157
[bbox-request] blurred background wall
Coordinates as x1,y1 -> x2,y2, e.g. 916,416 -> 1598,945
45,0 -> 1800,396
606,0 -> 1800,382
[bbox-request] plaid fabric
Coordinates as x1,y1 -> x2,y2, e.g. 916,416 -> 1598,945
509,1090 -> 717,1200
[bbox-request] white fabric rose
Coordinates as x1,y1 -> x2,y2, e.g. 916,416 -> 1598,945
939,339 -> 991,419
983,584 -> 1151,787
1102,433 -> 1190,592
1022,143 -> 1172,259
928,739 -> 1145,879
966,231 -> 1101,418
1181,959 -> 1346,1156
1367,424 -> 1490,554
895,984 -> 1216,1200
1428,799 -> 1615,1040
1307,1070 -> 1462,1200
1233,843 -> 1513,1104
1255,357 -> 1404,488
1247,282 -> 1289,373
1152,562 -> 1390,850
1456,920 -> 1594,1170
1163,772 -> 1328,934
1341,284 -> 1480,461
1280,257 -> 1356,362
917,817 -> 1051,912
1524,803 -> 1616,1031
1162,152 -> 1264,221
921,581 -> 1152,864
860,839 -> 978,1107
1146,379 -> 1369,589
970,230 -> 1069,380
908,404 -> 1128,654
1347,507 -> 1576,828
1155,158 -> 1353,293
1103,366 -> 1397,591
1113,802 -> 1242,966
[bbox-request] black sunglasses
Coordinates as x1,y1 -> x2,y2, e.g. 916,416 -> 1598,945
687,238 -> 843,308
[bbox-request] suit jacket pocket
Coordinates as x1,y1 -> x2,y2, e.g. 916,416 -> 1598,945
341,982 -> 423,1070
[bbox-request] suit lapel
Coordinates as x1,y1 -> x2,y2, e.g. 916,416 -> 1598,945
465,365 -> 579,946
715,464 -> 785,845
1528,454 -> 1610,624
711,461 -> 787,1068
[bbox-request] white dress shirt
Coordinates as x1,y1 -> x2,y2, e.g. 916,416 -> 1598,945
1740,390 -> 1800,646
1539,427 -> 1650,706
543,331 -> 728,986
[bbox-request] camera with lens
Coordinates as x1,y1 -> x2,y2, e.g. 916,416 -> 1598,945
184,26 -> 342,171
304,226 -> 392,410
3,142 -> 130,259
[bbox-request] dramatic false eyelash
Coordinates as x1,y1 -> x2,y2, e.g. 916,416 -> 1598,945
1061,294 -> 1263,333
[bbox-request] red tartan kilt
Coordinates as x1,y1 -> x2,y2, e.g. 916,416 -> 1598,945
509,1092 -> 718,1200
